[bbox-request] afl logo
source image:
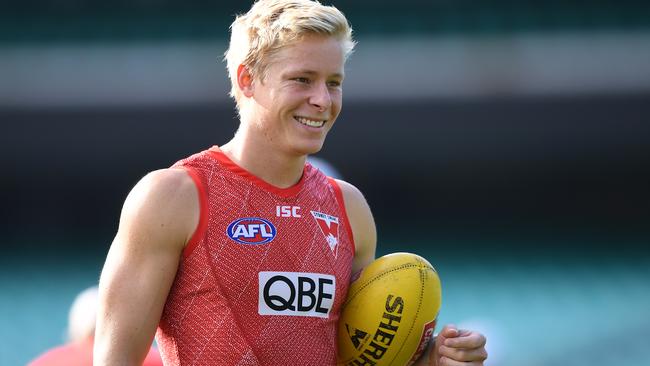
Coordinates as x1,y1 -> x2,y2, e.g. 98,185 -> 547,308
227,217 -> 277,245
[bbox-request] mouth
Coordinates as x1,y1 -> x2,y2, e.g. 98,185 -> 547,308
295,116 -> 327,128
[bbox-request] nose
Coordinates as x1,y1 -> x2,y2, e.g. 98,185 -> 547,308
309,82 -> 332,112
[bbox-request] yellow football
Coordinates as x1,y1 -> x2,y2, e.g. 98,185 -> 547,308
337,252 -> 442,366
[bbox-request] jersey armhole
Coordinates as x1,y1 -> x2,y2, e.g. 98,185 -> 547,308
327,177 -> 356,255
180,166 -> 208,258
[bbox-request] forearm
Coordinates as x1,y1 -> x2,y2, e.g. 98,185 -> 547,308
94,259 -> 164,366
93,337 -> 151,366
413,336 -> 437,366
93,234 -> 180,365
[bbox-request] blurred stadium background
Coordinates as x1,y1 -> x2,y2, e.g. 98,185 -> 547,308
1,1 -> 649,365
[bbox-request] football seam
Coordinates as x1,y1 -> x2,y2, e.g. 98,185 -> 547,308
388,267 -> 426,365
344,263 -> 431,305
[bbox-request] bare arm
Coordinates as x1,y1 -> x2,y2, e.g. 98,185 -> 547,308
334,179 -> 377,274
335,182 -> 487,366
94,168 -> 200,366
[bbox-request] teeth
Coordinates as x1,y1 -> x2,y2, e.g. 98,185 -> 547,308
296,117 -> 325,127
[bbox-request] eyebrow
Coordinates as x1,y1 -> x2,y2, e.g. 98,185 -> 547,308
287,70 -> 344,79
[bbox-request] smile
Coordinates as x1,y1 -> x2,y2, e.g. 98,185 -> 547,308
295,116 -> 326,128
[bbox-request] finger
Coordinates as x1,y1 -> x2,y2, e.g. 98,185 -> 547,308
429,325 -> 459,365
444,330 -> 486,349
433,324 -> 455,352
438,324 -> 459,341
438,344 -> 488,363
438,356 -> 485,366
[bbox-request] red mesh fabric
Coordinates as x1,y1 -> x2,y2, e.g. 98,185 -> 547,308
156,147 -> 354,366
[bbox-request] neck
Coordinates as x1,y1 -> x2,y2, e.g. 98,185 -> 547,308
220,131 -> 307,189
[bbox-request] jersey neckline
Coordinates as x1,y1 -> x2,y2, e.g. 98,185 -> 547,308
207,146 -> 307,198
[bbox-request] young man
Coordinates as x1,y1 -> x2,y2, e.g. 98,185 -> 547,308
94,1 -> 488,365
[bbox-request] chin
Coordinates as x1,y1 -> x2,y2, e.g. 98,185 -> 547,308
292,140 -> 326,156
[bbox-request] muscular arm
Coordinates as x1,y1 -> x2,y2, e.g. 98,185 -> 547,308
94,169 -> 200,366
334,179 -> 377,274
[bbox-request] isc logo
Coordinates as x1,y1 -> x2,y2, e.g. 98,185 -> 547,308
276,205 -> 301,218
258,272 -> 336,318
227,217 -> 277,245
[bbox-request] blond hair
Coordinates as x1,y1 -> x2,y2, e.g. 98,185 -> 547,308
225,0 -> 355,108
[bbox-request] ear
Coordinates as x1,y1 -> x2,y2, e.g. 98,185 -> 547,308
237,64 -> 254,98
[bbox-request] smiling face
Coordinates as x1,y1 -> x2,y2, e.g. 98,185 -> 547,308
238,34 -> 345,157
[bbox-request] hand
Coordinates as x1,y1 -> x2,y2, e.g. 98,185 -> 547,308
427,324 -> 488,366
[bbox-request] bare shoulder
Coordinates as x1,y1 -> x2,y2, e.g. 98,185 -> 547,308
119,168 -> 200,251
331,179 -> 373,235
126,168 -> 197,210
332,179 -> 377,272
333,179 -> 363,202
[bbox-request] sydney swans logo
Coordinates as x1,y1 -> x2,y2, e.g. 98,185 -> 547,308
311,211 -> 340,257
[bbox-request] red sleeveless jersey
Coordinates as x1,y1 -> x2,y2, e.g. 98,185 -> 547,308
156,146 -> 355,366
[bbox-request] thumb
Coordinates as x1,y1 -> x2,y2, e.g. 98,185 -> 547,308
438,324 -> 460,342
428,324 -> 459,365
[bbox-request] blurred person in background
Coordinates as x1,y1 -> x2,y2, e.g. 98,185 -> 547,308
28,286 -> 162,366
307,155 -> 343,179
94,1 -> 487,365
